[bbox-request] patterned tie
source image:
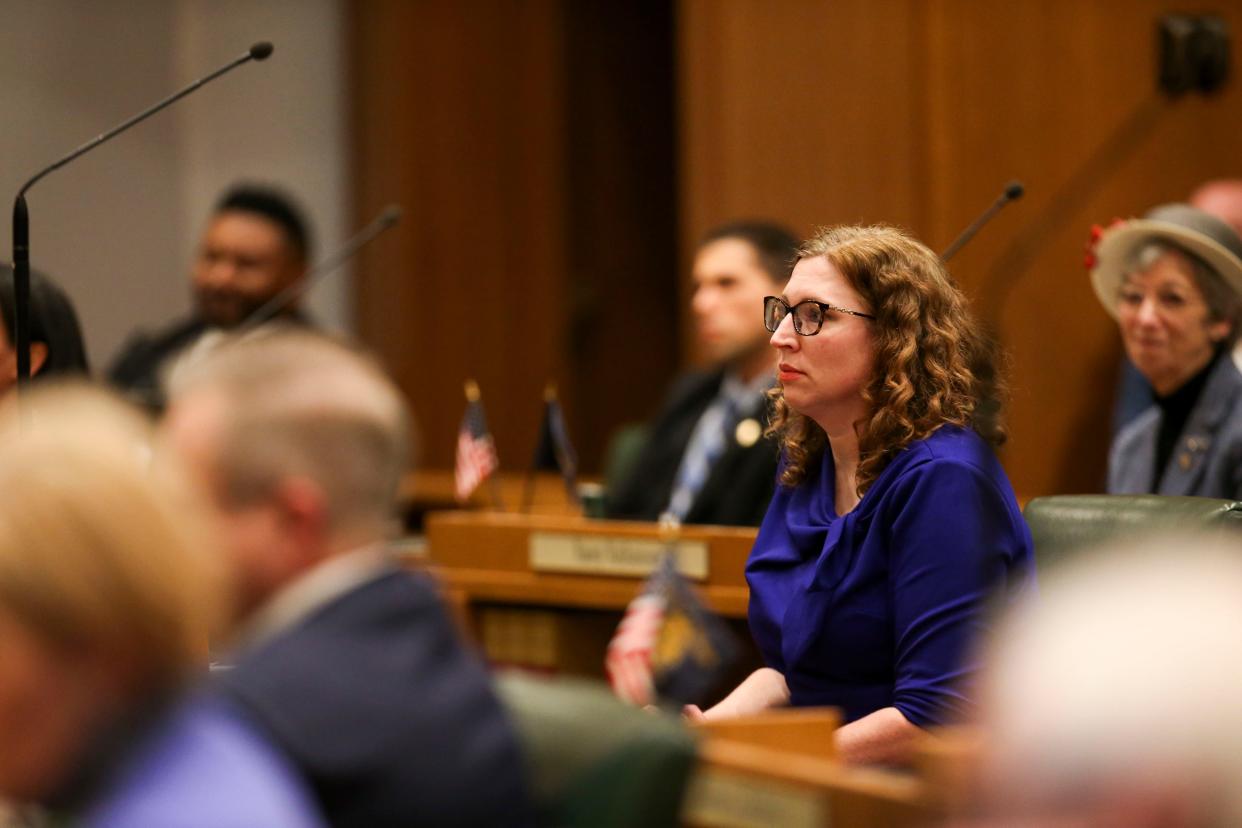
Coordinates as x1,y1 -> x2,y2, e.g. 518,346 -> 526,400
665,393 -> 742,520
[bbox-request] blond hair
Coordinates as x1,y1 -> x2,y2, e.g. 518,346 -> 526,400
769,225 -> 1006,494
168,330 -> 412,537
0,384 -> 220,687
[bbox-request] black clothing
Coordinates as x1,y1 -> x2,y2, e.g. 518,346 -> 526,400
604,370 -> 778,526
1152,350 -> 1219,491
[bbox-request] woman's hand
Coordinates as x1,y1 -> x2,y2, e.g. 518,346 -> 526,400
688,668 -> 790,722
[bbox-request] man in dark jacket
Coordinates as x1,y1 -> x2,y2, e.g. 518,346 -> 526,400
606,221 -> 799,526
162,331 -> 531,828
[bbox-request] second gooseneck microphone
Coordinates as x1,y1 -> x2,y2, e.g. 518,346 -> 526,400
239,204 -> 404,332
940,180 -> 1025,262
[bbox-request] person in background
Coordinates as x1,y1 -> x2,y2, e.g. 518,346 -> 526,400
0,386 -> 324,828
687,225 -> 1034,767
1090,204 -> 1242,498
973,535 -> 1242,827
605,220 -> 799,526
1113,180 -> 1242,433
0,266 -> 89,395
107,184 -> 311,408
161,331 -> 530,828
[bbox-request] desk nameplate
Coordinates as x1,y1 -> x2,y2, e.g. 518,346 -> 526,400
528,532 -> 709,580
683,767 -> 827,827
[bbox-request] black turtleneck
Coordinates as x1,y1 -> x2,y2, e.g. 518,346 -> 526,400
1152,348 -> 1223,491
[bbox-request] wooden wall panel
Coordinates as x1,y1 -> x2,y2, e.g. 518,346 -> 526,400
679,0 -> 1242,497
679,0 -> 927,360
351,1 -> 678,475
351,1 -> 570,471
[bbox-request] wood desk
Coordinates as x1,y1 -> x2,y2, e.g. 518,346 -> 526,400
420,512 -> 760,680
400,471 -> 586,529
684,709 -> 944,827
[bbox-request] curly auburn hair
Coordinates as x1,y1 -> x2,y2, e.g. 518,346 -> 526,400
769,224 -> 1007,494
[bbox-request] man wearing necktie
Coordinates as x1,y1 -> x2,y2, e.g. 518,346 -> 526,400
606,220 -> 799,526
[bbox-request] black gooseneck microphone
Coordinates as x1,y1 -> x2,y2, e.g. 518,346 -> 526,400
11,41 -> 274,393
939,180 -> 1025,262
238,204 -> 403,332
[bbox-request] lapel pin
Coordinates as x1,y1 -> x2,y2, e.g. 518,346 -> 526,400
735,418 -> 762,448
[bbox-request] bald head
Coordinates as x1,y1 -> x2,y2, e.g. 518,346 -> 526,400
978,535 -> 1242,825
1189,179 -> 1242,237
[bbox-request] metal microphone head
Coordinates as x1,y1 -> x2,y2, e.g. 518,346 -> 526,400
1004,180 -> 1025,201
378,205 -> 403,228
249,42 -> 275,61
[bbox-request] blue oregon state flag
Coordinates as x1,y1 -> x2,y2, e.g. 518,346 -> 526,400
606,552 -> 738,707
530,385 -> 578,500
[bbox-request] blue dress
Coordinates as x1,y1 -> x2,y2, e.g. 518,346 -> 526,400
746,425 -> 1034,727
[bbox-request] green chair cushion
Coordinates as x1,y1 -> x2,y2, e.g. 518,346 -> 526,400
1023,494 -> 1242,571
495,672 -> 697,828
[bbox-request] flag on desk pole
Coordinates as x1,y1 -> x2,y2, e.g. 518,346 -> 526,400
455,380 -> 501,506
522,383 -> 579,512
606,516 -> 738,708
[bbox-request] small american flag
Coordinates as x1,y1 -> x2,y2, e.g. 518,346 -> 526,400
455,381 -> 499,502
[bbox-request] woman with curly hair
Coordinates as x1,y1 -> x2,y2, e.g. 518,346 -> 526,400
687,225 -> 1034,765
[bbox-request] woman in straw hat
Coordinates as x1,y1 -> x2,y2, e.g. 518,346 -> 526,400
1090,204 -> 1242,498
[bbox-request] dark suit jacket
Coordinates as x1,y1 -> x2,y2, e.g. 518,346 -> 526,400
106,316 -> 208,409
216,568 -> 531,828
107,312 -> 313,410
605,369 -> 778,526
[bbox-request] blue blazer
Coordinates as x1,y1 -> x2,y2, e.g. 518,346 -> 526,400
216,568 -> 531,828
1108,354 -> 1242,500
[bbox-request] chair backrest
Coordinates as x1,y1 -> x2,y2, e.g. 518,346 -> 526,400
602,422 -> 650,495
1023,494 -> 1242,571
495,672 -> 697,828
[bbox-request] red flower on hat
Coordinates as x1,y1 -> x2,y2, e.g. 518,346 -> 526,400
1083,217 -> 1127,271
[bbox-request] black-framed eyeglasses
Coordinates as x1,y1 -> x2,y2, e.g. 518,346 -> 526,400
763,295 -> 875,336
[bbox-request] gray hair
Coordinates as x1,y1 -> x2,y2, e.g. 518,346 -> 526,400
1126,240 -> 1242,342
169,330 -> 413,536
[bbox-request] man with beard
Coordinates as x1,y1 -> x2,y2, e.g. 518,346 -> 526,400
108,184 -> 311,408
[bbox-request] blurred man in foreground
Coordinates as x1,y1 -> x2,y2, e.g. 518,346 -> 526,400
162,331 -> 530,828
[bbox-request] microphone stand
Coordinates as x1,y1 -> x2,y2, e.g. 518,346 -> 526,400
238,205 -> 403,333
11,41 -> 274,395
940,180 -> 1025,262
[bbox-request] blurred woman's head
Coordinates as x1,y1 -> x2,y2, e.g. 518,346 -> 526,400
0,386 -> 219,802
0,267 -> 90,396
767,224 -> 1004,494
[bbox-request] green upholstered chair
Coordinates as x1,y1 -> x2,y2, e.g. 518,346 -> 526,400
1023,494 -> 1242,571
495,672 -> 698,828
602,423 -> 650,495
